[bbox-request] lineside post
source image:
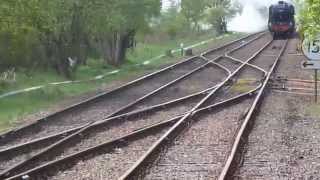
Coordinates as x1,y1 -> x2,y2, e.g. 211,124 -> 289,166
315,69 -> 318,103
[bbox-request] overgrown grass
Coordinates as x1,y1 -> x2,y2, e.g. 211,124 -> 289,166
306,104 -> 320,117
0,32 -> 245,133
231,78 -> 257,93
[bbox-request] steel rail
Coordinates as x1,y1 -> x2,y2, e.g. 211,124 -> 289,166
277,78 -> 320,83
0,33 -> 265,155
6,85 -> 261,180
0,56 -> 198,140
224,55 -> 268,75
0,32 -> 263,143
200,32 -> 266,58
0,59 -> 225,178
209,60 -> 232,76
1,31 -> 264,179
0,54 -> 241,161
0,36 -> 251,162
218,39 -> 288,180
119,36 -> 273,180
0,83 -> 220,155
272,90 -> 315,96
105,60 -> 216,117
3,32 -> 268,179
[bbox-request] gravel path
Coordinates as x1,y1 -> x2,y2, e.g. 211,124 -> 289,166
144,99 -> 253,179
0,58 -> 207,149
233,35 -> 320,179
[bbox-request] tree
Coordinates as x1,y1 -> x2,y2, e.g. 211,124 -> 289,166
296,0 -> 320,38
181,0 -> 207,31
0,0 -> 88,77
85,0 -> 161,66
157,1 -> 189,39
0,0 -> 161,77
205,0 -> 236,34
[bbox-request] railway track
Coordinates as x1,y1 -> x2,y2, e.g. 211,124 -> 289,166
27,33 -> 274,179
270,77 -> 320,96
218,39 -> 288,179
0,59 -> 226,177
2,32 -> 274,180
233,35 -> 320,179
0,33 -> 266,179
118,33 -> 279,180
0,32 -> 262,148
0,32 -> 291,180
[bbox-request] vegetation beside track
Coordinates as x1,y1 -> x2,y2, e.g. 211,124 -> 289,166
295,0 -> 320,38
0,32 -> 245,133
231,78 -> 257,93
306,104 -> 320,117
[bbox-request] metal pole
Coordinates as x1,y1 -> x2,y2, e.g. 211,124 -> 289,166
315,70 -> 318,103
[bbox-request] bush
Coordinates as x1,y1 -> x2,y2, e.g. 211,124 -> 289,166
0,30 -> 46,71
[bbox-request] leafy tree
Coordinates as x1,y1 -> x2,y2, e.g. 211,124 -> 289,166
0,0 -> 47,70
85,0 -> 161,66
205,0 -> 236,34
0,0 -> 161,77
0,0 -> 87,77
296,0 -> 320,38
156,2 -> 189,39
181,0 -> 207,31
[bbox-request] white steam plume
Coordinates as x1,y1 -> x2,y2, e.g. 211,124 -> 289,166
228,0 -> 293,33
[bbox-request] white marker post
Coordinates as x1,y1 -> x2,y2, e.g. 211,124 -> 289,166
180,43 -> 184,56
302,36 -> 320,103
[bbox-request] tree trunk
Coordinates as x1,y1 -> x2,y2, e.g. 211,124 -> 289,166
56,37 -> 72,79
101,31 -> 133,66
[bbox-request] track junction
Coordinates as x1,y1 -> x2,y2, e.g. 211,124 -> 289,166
1,32 -> 311,180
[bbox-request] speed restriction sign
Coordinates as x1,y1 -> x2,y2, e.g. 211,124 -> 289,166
302,37 -> 320,60
301,35 -> 320,103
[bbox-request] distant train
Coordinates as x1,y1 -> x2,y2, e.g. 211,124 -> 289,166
268,1 -> 295,38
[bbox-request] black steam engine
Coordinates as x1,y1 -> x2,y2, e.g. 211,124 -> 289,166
268,1 -> 295,38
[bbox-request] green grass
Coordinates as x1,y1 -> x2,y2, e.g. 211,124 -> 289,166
0,32 -> 245,133
231,78 -> 257,93
306,104 -> 320,117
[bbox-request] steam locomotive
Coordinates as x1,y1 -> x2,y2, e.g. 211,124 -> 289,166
268,1 -> 295,38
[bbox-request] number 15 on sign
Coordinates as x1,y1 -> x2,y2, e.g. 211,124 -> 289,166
302,36 -> 320,103
303,39 -> 320,60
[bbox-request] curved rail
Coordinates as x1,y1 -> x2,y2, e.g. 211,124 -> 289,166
1,32 -> 268,179
0,59 -> 228,178
218,39 -> 288,179
0,32 -> 263,141
7,85 -> 262,180
119,36 -> 273,180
